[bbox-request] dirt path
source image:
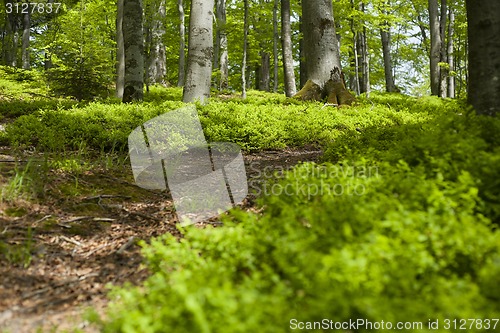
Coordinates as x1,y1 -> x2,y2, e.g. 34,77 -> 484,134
0,147 -> 322,332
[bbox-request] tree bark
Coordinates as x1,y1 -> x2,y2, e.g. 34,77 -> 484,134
281,0 -> 296,97
380,1 -> 396,93
439,0 -> 448,97
215,0 -> 228,91
381,27 -> 397,92
242,0 -> 248,99
258,52 -> 271,91
273,0 -> 279,92
177,0 -> 186,87
4,4 -> 18,67
301,0 -> 341,86
182,0 -> 214,103
294,0 -> 355,105
147,0 -> 167,85
428,0 -> 441,96
466,0 -> 500,116
299,12 -> 307,88
358,26 -> 370,96
447,5 -> 455,98
116,0 -> 125,98
21,12 -> 30,69
122,0 -> 144,102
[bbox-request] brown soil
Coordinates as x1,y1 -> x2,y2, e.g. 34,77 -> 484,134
0,146 -> 322,332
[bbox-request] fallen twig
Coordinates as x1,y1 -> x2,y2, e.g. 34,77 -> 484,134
60,235 -> 83,247
116,236 -> 136,254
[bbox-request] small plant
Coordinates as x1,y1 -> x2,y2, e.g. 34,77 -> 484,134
0,227 -> 34,268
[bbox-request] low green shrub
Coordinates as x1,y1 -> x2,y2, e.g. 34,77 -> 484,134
98,160 -> 500,332
92,91 -> 500,332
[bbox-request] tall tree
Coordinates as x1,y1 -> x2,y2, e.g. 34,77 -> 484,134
357,2 -> 370,96
183,0 -> 214,103
215,0 -> 229,90
258,51 -> 271,91
242,0 -> 249,99
4,3 -> 18,67
447,4 -> 455,98
466,0 -> 500,116
21,12 -> 30,69
380,1 -> 397,92
428,0 -> 441,96
301,0 -> 341,87
116,0 -> 125,98
273,0 -> 279,92
177,0 -> 186,87
294,0 -> 355,105
281,0 -> 296,97
123,0 -> 144,102
439,0 -> 448,97
146,0 -> 167,85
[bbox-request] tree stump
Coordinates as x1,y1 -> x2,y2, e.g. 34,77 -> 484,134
293,67 -> 356,106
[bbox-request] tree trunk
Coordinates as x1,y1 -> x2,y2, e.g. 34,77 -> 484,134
447,5 -> 455,98
349,2 -> 360,95
215,0 -> 228,91
281,0 -> 296,97
299,5 -> 307,88
147,0 -> 167,85
466,0 -> 500,116
182,0 -> 214,103
294,0 -> 355,106
356,2 -> 370,96
439,0 -> 448,97
428,0 -> 441,96
21,12 -> 30,69
177,0 -> 186,87
4,5 -> 18,67
258,52 -> 271,91
301,0 -> 341,86
122,0 -> 144,102
116,0 -> 125,98
242,0 -> 248,99
381,27 -> 397,92
273,0 -> 279,92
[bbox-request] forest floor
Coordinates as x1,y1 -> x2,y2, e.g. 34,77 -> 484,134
0,146 -> 322,332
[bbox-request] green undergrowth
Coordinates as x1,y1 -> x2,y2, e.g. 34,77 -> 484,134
6,88 -> 437,152
91,90 -> 500,332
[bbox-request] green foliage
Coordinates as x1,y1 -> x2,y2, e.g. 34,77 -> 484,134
42,0 -> 116,100
0,160 -> 49,202
94,92 -> 500,332
0,227 -> 34,268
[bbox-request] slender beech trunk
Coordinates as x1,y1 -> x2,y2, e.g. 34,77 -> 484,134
4,5 -> 18,67
122,0 -> 144,102
349,1 -> 360,95
355,2 -> 369,96
447,5 -> 455,98
242,0 -> 248,99
299,3 -> 306,88
439,0 -> 447,97
183,0 -> 214,103
116,0 -> 125,98
381,28 -> 396,92
147,0 -> 167,85
281,0 -> 296,96
21,12 -> 30,69
215,0 -> 228,90
466,0 -> 500,116
273,0 -> 279,92
177,0 -> 186,87
258,52 -> 271,91
428,0 -> 441,96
